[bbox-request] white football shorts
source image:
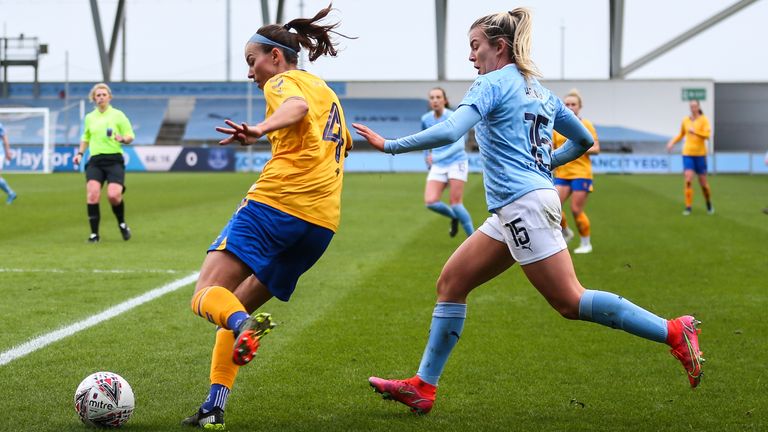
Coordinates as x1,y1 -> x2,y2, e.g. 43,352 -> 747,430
478,188 -> 567,265
427,160 -> 469,183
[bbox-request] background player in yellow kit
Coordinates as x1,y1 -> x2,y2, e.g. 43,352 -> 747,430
552,89 -> 599,254
666,99 -> 713,215
182,4 -> 353,428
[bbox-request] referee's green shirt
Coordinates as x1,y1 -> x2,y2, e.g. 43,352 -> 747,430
80,105 -> 134,155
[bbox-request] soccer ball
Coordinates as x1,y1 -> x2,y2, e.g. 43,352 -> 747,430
74,371 -> 135,428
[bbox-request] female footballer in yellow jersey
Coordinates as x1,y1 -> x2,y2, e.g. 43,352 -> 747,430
666,99 -> 713,215
182,4 -> 353,428
552,90 -> 599,254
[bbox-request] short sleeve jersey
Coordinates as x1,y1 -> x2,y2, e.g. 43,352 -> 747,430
80,106 -> 134,155
421,108 -> 468,166
552,118 -> 598,180
246,70 -> 353,232
458,64 -> 576,211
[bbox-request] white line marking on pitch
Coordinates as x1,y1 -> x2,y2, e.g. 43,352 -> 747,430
0,268 -> 188,274
0,272 -> 200,367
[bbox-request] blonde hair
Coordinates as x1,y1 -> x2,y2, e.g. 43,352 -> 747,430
565,88 -> 583,107
470,7 -> 540,80
88,83 -> 112,103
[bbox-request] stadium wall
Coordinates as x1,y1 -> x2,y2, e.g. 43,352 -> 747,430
345,79 -> 715,153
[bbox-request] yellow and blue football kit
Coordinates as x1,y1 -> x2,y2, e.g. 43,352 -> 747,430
552,118 -> 599,239
207,69 -> 352,302
247,70 -> 353,233
552,118 -> 598,187
669,114 -> 712,211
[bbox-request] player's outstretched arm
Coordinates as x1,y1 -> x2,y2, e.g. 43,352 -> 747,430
354,105 -> 480,155
351,123 -> 385,152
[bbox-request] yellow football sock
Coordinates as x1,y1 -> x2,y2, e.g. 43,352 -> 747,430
575,212 -> 591,237
191,286 -> 246,328
210,328 -> 239,389
702,184 -> 711,203
560,211 -> 568,229
684,182 -> 693,208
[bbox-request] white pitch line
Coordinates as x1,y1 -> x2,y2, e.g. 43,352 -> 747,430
0,272 -> 200,367
0,268 -> 188,274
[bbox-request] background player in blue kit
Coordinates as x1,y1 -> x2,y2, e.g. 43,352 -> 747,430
353,7 -> 704,415
0,122 -> 18,204
421,87 -> 474,237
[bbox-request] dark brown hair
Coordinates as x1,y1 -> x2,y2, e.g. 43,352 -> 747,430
255,3 -> 354,63
691,99 -> 703,115
430,87 -> 450,110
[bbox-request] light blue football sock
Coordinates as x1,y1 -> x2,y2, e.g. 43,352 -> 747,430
416,302 -> 466,386
0,177 -> 11,195
201,383 -> 230,413
578,289 -> 668,343
451,204 -> 474,235
426,202 -> 456,219
226,311 -> 250,335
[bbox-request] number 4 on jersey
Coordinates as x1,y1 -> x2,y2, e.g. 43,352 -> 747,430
323,102 -> 345,163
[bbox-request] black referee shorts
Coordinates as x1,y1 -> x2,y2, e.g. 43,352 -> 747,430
85,153 -> 126,187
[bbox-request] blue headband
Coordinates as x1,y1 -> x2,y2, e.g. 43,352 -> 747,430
248,33 -> 298,56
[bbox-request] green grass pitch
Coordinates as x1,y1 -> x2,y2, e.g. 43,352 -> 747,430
0,172 -> 766,431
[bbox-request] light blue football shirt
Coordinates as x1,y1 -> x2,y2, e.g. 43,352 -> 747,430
0,122 -> 5,157
458,64 -> 576,211
421,109 -> 468,167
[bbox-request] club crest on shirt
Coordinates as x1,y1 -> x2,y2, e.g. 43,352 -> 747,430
524,85 -> 544,100
271,78 -> 284,94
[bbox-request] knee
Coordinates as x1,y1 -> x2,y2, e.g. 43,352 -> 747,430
435,271 -> 467,303
107,192 -> 122,204
555,301 -> 581,320
548,295 -> 582,320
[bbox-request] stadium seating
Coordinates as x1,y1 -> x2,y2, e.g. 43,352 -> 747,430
182,98 -> 266,142
0,97 -> 167,145
182,97 -> 425,143
2,83 -> 670,152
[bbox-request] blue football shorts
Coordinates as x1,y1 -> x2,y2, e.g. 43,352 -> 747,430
553,177 -> 593,192
682,156 -> 707,174
208,199 -> 334,301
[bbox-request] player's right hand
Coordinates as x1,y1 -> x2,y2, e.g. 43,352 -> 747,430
216,119 -> 260,146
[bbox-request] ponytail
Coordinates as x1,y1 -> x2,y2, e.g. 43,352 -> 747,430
470,7 -> 541,80
252,3 -> 355,63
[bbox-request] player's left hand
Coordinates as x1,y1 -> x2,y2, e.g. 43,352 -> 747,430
351,123 -> 385,152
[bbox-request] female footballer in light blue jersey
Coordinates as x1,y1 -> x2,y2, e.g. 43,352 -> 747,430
0,122 -> 17,204
353,8 -> 704,415
421,87 -> 473,237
